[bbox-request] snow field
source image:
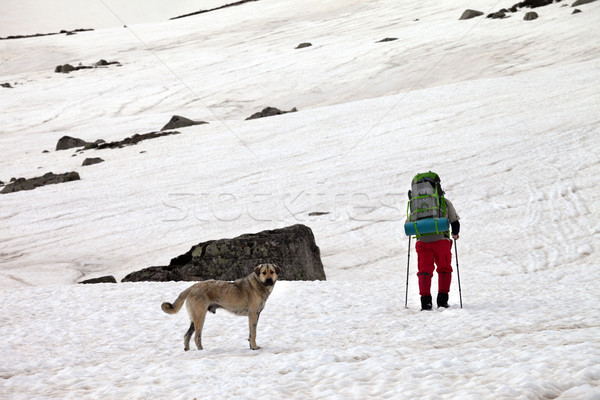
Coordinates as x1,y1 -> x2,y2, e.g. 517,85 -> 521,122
1,0 -> 600,398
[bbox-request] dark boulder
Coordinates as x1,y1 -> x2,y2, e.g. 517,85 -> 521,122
82,157 -> 104,166
56,136 -> 88,151
55,64 -> 76,73
95,59 -> 121,67
518,0 -> 553,8
376,37 -> 398,42
122,224 -> 326,282
308,211 -> 330,217
459,9 -> 484,19
572,0 -> 596,5
79,275 -> 117,284
296,42 -> 312,49
524,11 -> 539,19
83,139 -> 106,150
246,107 -> 298,120
161,115 -> 208,131
487,10 -> 509,18
1,171 -> 80,194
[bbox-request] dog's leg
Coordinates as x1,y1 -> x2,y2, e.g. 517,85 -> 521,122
248,311 -> 261,350
193,311 -> 207,350
183,321 -> 194,351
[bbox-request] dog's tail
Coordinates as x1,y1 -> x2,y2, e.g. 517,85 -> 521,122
161,287 -> 192,314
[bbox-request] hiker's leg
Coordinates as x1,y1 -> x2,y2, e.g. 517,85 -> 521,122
416,241 -> 435,296
434,240 -> 453,294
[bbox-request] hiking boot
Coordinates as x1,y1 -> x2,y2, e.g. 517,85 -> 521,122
420,295 -> 432,311
437,292 -> 449,308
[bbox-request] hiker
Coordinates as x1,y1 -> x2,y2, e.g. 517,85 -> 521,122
405,172 -> 460,310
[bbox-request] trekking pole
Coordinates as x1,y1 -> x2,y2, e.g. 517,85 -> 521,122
454,239 -> 463,308
405,236 -> 411,308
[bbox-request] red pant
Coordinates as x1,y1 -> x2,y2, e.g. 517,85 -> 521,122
416,239 -> 453,296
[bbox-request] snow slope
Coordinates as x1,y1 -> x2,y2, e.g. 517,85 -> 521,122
1,0 -> 600,398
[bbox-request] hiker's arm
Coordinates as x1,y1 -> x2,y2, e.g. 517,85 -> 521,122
451,220 -> 460,240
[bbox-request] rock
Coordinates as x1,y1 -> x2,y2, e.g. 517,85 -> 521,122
1,28 -> 93,41
82,157 -> 104,166
572,8 -> 582,12
122,224 -> 326,282
95,130 -> 181,150
95,59 -> 121,67
161,115 -> 208,131
524,11 -> 539,19
1,171 -> 80,194
487,10 -> 509,18
83,139 -> 106,150
79,275 -> 117,284
55,64 -> 76,73
56,135 -> 88,151
572,0 -> 596,5
376,37 -> 398,42
55,60 -> 119,73
459,9 -> 484,19
308,211 -> 330,216
0,180 -> 4,186
518,0 -> 553,8
296,42 -> 312,49
170,0 -> 259,20
1,82 -> 13,88
246,107 -> 298,120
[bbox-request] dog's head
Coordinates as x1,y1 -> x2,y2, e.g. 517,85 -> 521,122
254,263 -> 281,286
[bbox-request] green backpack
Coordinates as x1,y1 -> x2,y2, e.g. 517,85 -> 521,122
405,171 -> 448,236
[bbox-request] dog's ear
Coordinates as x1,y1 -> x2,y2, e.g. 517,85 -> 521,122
274,264 -> 281,275
254,265 -> 261,276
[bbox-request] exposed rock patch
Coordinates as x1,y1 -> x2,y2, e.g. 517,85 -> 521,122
524,11 -> 540,19
161,115 -> 208,131
122,224 -> 326,282
246,107 -> 298,120
487,10 -> 510,19
377,37 -> 398,42
1,172 -> 80,194
486,0 -> 572,19
170,0 -> 259,20
460,9 -> 484,19
82,140 -> 107,150
295,42 -> 312,49
82,157 -> 104,166
56,136 -> 88,151
572,0 -> 596,5
0,28 -> 93,41
79,275 -> 117,284
55,60 -> 120,74
308,211 -> 331,217
93,131 -> 181,150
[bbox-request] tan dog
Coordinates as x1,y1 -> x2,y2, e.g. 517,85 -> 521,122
161,263 -> 280,351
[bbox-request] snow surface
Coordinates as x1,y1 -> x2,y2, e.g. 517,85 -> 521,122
1,0 -> 600,398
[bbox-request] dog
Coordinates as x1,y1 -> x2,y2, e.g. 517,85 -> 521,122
161,263 -> 280,351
